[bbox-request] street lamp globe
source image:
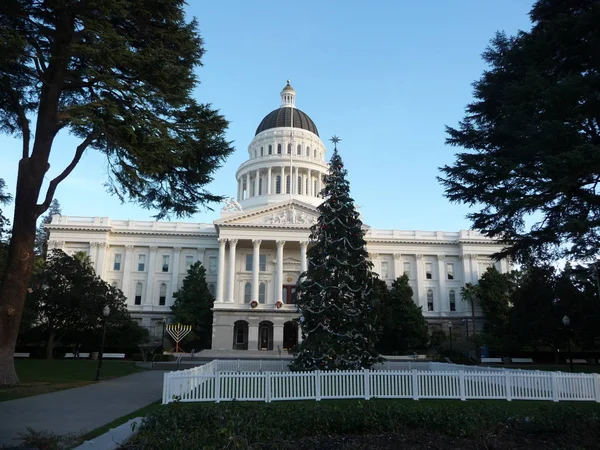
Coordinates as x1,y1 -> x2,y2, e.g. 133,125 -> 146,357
562,315 -> 570,327
102,305 -> 110,317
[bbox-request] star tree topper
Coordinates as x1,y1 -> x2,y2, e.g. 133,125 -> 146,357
330,135 -> 341,149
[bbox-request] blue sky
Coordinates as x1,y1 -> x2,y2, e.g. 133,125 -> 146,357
0,0 -> 535,231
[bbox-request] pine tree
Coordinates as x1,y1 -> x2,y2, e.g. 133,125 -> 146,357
291,138 -> 381,371
171,262 -> 214,350
377,275 -> 429,355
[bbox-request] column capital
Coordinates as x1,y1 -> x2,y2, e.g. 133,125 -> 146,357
125,244 -> 134,250
218,238 -> 227,245
252,239 -> 262,246
437,254 -> 446,261
228,238 -> 238,246
299,240 -> 309,247
149,246 -> 158,251
276,240 -> 286,247
416,254 -> 423,260
460,253 -> 472,260
369,253 -> 379,259
173,246 -> 182,251
393,253 -> 402,260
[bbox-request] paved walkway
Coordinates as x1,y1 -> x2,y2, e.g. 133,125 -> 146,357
0,370 -> 165,447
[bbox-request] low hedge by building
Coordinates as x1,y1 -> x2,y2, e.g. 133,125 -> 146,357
124,399 -> 600,449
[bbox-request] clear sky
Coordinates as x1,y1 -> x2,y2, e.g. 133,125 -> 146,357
0,0 -> 535,231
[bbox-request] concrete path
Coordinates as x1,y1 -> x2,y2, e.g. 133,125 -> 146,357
0,370 -> 165,447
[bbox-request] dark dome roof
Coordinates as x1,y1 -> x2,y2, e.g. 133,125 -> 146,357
255,107 -> 319,137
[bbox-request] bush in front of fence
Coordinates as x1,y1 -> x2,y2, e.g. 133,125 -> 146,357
126,399 -> 600,449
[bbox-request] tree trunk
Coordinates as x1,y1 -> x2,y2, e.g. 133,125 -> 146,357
46,330 -> 56,360
0,157 -> 48,384
470,299 -> 476,337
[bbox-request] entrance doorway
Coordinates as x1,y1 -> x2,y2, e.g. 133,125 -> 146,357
283,321 -> 298,350
233,321 -> 249,350
282,285 -> 297,304
258,321 -> 274,350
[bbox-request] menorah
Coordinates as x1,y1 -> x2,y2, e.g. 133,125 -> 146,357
166,323 -> 192,353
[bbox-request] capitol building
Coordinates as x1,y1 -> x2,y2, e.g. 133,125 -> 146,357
47,82 -> 509,352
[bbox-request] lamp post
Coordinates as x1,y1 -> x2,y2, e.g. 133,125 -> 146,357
95,305 -> 110,381
462,318 -> 469,341
448,321 -> 453,353
161,316 -> 167,350
562,315 -> 574,373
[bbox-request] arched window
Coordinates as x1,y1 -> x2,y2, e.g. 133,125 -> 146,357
306,146 -> 310,157
449,290 -> 456,311
258,177 -> 263,195
297,144 -> 302,155
427,289 -> 434,311
286,175 -> 291,194
259,283 -> 266,304
260,147 -> 263,156
268,145 -> 272,155
159,283 -> 167,306
134,282 -> 143,305
276,175 -> 281,194
244,282 -> 251,303
287,143 -> 291,154
297,176 -> 302,195
277,144 -> 282,154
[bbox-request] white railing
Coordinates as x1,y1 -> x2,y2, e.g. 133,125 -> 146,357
162,361 -> 600,404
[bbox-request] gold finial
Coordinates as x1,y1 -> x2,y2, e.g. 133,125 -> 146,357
286,79 -> 290,85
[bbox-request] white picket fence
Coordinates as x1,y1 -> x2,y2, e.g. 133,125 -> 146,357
162,360 -> 600,404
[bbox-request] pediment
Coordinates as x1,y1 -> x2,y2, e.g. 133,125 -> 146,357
214,200 -> 319,228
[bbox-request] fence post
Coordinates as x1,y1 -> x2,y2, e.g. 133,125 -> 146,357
412,370 -> 419,400
363,368 -> 371,400
265,372 -> 271,403
594,374 -> 600,403
459,370 -> 466,401
316,370 -> 321,401
162,373 -> 168,404
215,372 -> 221,403
505,371 -> 512,401
551,372 -> 559,402
237,359 -> 240,372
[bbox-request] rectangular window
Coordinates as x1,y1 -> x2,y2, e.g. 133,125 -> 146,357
259,254 -> 267,271
447,263 -> 454,280
425,262 -> 433,279
113,254 -> 122,271
381,261 -> 389,279
185,255 -> 194,270
403,262 -> 411,277
137,254 -> 146,272
162,255 -> 170,272
208,256 -> 218,274
245,254 -> 253,271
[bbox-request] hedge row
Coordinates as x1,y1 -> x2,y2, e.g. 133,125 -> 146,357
125,400 -> 600,449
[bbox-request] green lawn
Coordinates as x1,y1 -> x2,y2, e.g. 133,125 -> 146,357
0,359 -> 145,402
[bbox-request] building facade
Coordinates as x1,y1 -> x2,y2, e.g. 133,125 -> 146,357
47,82 -> 508,352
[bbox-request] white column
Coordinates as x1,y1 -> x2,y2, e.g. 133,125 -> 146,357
317,171 -> 322,194
122,245 -> 134,300
294,166 -> 299,195
300,241 -> 308,273
170,246 -> 182,300
145,246 -> 158,305
252,239 -> 261,303
237,179 -> 242,201
307,169 -> 312,196
245,173 -> 250,198
216,238 -> 226,302
280,166 -> 285,194
437,254 -> 447,312
227,239 -> 238,302
276,240 -> 285,303
471,254 -> 479,284
415,254 -> 424,308
369,253 -> 379,275
96,243 -> 108,278
197,247 -> 205,267
393,253 -> 402,279
267,167 -> 272,194
254,169 -> 259,196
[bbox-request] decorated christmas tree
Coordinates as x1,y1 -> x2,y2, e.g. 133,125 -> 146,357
291,137 -> 381,371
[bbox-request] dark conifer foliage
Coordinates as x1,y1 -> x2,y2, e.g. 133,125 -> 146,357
292,140 -> 381,371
